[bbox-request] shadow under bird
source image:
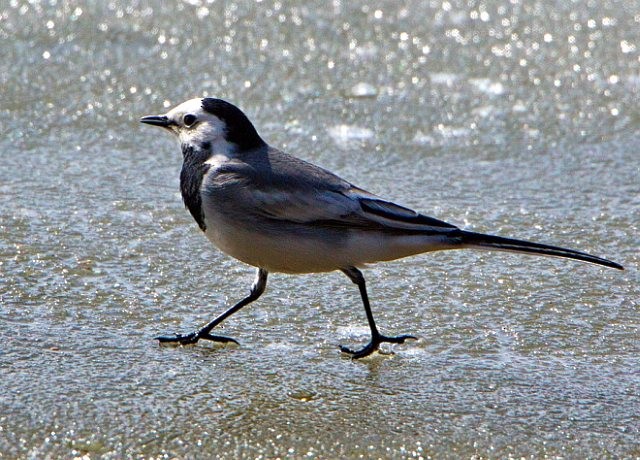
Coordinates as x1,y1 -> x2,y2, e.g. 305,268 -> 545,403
140,98 -> 624,359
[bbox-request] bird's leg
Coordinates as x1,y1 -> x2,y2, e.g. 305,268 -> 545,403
339,267 -> 416,359
156,268 -> 268,346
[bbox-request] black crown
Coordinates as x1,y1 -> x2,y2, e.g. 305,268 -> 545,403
201,98 -> 266,150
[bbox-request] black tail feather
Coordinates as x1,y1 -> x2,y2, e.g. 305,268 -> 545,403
458,231 -> 624,270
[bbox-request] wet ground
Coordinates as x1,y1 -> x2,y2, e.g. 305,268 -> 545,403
1,1 -> 639,458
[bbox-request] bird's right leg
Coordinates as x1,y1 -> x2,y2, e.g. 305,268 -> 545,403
156,268 -> 268,346
339,267 -> 416,358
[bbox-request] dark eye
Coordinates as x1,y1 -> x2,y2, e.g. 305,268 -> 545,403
183,114 -> 197,127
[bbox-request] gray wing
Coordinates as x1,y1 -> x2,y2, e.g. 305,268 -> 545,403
206,147 -> 459,234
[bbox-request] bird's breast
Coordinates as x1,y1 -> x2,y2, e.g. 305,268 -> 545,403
179,160 -> 210,231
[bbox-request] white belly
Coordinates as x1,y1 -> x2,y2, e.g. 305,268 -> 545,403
203,213 -> 451,274
203,219 -> 346,273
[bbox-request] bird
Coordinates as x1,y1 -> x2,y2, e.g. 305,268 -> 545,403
140,97 -> 624,359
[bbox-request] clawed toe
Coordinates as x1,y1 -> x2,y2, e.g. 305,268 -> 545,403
156,331 -> 239,346
340,333 -> 417,359
199,333 -> 239,345
156,332 -> 199,345
380,333 -> 416,344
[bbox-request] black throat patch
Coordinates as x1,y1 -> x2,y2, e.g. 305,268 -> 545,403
180,144 -> 210,231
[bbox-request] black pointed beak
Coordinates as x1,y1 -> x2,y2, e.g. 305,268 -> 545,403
139,115 -> 171,127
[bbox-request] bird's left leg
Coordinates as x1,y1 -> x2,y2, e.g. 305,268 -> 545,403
156,268 -> 268,346
339,267 -> 416,359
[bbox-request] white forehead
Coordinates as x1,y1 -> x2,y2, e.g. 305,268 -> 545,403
164,98 -> 228,146
166,98 -> 206,118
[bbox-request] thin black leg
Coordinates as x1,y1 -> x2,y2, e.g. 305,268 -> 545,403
156,268 -> 268,346
340,266 -> 416,358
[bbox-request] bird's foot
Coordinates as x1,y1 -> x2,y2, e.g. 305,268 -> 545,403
340,333 -> 416,359
156,330 -> 239,346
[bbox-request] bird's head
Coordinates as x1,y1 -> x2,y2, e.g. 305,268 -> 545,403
140,98 -> 265,153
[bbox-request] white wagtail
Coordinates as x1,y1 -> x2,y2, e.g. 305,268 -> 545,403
140,98 -> 623,358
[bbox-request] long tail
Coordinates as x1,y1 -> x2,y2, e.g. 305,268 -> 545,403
457,230 -> 624,270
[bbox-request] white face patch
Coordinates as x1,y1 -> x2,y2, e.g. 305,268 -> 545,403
164,98 -> 231,151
